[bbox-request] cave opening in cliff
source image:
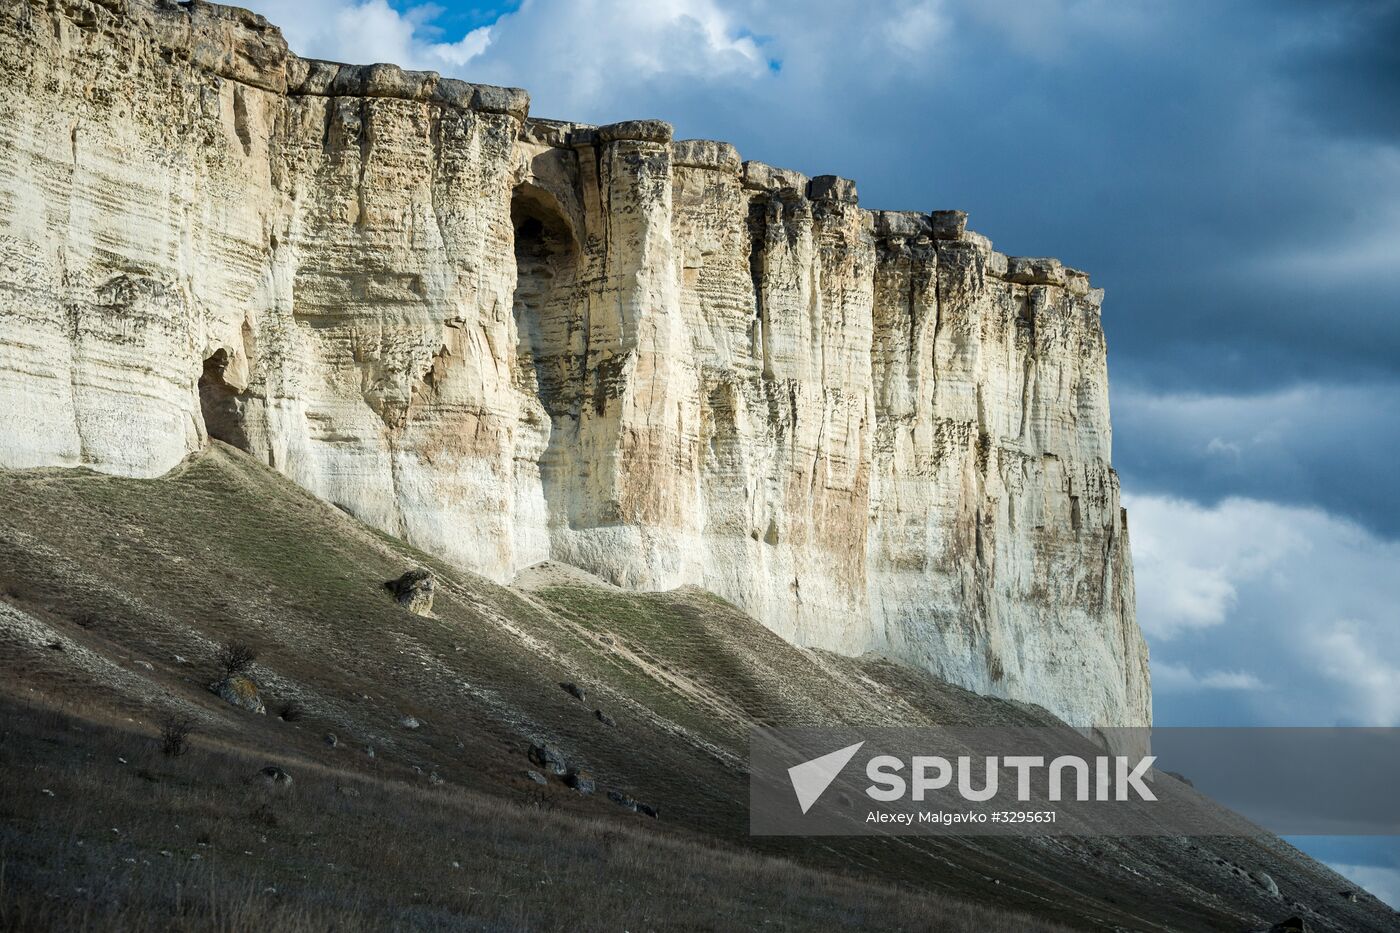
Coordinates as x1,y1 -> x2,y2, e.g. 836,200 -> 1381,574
511,184 -> 579,417
198,348 -> 251,452
746,195 -> 767,323
511,184 -> 581,527
746,196 -> 767,308
745,195 -> 775,379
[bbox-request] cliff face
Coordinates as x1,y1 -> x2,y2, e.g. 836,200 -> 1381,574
0,0 -> 1149,731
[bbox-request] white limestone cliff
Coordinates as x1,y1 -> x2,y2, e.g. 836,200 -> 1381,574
0,0 -> 1149,733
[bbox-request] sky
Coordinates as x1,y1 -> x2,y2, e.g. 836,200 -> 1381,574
240,0 -> 1400,907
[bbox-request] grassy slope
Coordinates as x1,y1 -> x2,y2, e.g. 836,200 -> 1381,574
0,697 -> 1062,932
0,444 -> 1391,931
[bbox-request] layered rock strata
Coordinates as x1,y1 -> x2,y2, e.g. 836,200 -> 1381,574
0,0 -> 1150,732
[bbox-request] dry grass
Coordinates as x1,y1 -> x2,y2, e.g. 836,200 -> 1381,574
159,717 -> 193,757
0,696 -> 1067,932
0,445 -> 1389,932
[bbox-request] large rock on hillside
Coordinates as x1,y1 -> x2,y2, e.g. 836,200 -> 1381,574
385,570 -> 435,616
210,675 -> 266,715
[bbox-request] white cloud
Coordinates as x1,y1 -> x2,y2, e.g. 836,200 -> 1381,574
880,2 -> 951,57
247,0 -> 1139,126
1198,669 -> 1265,690
1128,493 -> 1400,726
248,0 -> 487,72
1327,863 -> 1400,910
427,27 -> 492,67
1309,623 -> 1400,726
1153,662 -> 1265,692
243,0 -> 771,119
1204,437 -> 1241,458
245,0 -> 433,68
1128,495 -> 1308,638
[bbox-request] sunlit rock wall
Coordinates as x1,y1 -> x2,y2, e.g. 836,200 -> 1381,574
0,0 -> 1149,732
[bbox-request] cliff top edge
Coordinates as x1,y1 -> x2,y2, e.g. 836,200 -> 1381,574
110,0 -> 1094,290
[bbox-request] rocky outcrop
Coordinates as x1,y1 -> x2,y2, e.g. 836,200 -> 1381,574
385,569 -> 435,616
528,743 -> 568,777
210,674 -> 265,714
256,765 -> 293,788
0,0 -> 1149,732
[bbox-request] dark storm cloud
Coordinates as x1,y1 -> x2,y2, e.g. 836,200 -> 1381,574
1112,382 -> 1400,537
1280,0 -> 1400,143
